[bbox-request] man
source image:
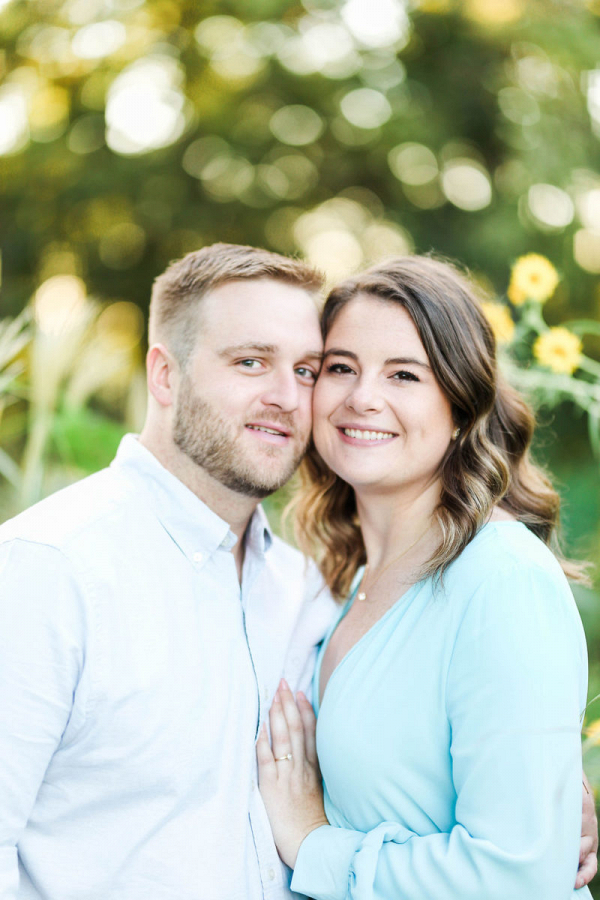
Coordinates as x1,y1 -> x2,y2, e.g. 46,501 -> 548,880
0,244 -> 336,900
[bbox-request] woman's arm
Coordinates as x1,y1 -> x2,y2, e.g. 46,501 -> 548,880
257,680 -> 328,868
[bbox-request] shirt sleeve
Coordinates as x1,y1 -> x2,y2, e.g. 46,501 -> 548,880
0,540 -> 87,898
291,562 -> 589,900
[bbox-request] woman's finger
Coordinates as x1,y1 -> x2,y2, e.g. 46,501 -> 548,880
576,848 -> 598,888
256,723 -> 276,785
579,834 -> 594,865
269,690 -> 294,768
297,691 -> 318,766
278,679 -> 307,765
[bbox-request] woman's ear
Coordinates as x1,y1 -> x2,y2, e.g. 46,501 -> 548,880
146,343 -> 178,407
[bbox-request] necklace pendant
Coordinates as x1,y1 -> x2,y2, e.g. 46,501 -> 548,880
357,591 -> 367,602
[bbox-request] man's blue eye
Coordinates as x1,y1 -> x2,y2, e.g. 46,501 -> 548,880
296,367 -> 317,381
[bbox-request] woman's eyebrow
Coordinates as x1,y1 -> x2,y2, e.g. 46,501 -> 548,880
322,349 -> 358,361
323,348 -> 430,370
385,356 -> 431,370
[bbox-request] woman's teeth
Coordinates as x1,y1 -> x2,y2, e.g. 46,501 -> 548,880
342,429 -> 394,441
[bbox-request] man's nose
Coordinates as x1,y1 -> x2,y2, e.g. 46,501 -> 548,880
260,370 -> 301,412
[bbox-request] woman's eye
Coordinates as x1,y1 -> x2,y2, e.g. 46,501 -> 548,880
392,370 -> 419,382
326,362 -> 354,374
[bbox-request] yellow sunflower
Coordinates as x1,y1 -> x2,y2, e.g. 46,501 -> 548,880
481,301 -> 515,343
533,327 -> 583,375
508,254 -> 559,305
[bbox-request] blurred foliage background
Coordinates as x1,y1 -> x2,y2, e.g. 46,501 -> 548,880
1,0 -> 600,885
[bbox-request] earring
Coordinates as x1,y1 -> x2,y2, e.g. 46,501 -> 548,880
452,427 -> 460,440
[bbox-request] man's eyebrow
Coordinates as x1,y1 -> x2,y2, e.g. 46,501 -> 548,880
217,343 -> 323,361
217,343 -> 277,357
323,349 -> 430,369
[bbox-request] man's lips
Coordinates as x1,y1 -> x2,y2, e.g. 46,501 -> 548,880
245,422 -> 293,445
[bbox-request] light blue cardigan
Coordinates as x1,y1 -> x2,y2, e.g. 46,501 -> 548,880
292,522 -> 591,900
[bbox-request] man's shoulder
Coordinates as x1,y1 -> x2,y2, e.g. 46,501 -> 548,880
0,464 -> 138,551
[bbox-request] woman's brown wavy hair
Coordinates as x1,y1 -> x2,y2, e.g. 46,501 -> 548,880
288,255 -> 589,600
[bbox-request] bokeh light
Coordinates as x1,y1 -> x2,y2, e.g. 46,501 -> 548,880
105,56 -> 189,155
574,229 -> 600,273
341,0 -> 410,49
441,159 -> 492,211
0,84 -> 29,155
269,105 -> 325,146
527,184 -> 574,231
34,276 -> 88,335
71,21 -> 127,60
294,196 -> 412,281
388,142 -> 438,185
340,88 -> 392,128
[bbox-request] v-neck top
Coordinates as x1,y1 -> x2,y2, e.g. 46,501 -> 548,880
291,522 -> 591,900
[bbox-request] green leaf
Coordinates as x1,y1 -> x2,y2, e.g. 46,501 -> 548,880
0,448 -> 21,489
51,407 -> 127,474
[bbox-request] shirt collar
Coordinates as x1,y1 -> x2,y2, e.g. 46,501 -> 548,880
112,434 -> 272,563
246,504 -> 273,556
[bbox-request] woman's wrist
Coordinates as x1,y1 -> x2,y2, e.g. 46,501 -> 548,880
288,817 -> 330,868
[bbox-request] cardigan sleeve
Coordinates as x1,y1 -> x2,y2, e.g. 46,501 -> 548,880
291,562 -> 589,900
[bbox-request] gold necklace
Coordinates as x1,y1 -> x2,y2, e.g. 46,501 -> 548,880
356,525 -> 431,602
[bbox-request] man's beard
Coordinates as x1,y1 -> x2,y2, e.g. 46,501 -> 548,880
173,377 -> 309,499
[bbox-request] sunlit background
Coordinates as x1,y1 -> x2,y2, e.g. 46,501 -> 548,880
1,0 -> 600,880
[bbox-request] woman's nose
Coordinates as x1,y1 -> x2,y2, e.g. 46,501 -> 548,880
344,378 -> 384,415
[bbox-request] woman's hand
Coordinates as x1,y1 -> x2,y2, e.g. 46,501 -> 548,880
257,679 -> 329,869
576,772 -> 598,889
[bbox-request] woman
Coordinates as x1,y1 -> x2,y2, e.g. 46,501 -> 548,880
257,256 -> 594,898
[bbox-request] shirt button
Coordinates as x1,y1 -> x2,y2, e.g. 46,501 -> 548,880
267,868 -> 276,881
263,687 -> 270,701
193,552 -> 203,563
250,778 -> 256,791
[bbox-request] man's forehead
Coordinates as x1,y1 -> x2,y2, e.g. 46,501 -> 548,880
201,277 -> 321,320
196,279 -> 323,352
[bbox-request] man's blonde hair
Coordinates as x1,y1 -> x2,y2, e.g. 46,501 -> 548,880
149,243 -> 323,365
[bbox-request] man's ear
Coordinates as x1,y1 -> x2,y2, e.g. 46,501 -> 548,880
146,343 -> 178,407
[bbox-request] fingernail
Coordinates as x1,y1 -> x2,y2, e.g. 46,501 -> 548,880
280,678 -> 289,690
297,691 -> 307,702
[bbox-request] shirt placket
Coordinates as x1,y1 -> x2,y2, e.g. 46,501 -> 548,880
242,546 -> 293,898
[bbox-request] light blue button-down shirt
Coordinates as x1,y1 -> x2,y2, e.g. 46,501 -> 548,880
0,435 -> 336,900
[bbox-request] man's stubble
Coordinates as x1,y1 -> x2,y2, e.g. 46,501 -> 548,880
173,371 -> 309,499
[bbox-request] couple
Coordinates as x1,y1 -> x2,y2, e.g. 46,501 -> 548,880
0,243 -> 595,899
